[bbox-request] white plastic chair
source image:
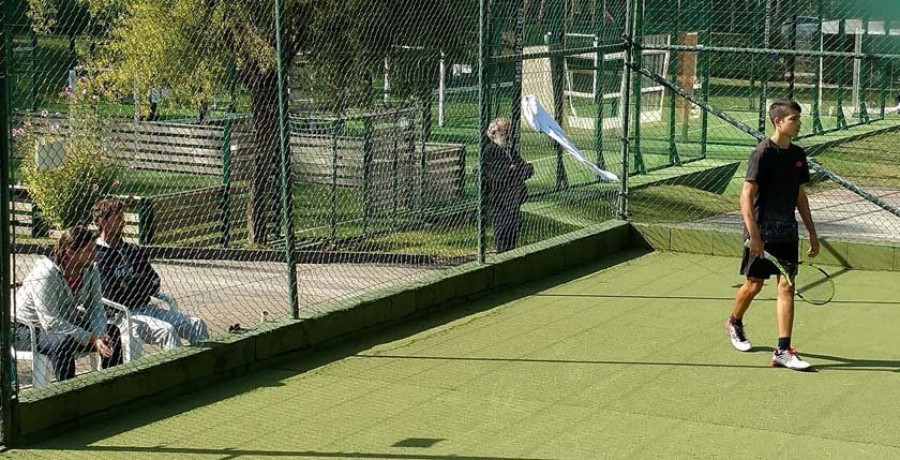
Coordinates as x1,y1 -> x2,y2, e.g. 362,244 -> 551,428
102,291 -> 179,362
12,321 -> 53,389
13,320 -> 101,389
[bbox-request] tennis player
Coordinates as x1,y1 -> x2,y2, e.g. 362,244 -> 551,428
726,100 -> 820,371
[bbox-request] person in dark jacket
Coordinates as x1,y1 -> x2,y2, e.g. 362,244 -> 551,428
484,118 -> 533,253
92,199 -> 209,351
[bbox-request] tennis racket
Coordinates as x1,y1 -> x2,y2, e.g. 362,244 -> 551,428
745,241 -> 836,306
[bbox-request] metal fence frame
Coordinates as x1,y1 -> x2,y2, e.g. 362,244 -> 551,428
3,0 -> 900,446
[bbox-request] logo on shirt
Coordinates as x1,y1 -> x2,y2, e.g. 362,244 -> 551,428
795,161 -> 804,168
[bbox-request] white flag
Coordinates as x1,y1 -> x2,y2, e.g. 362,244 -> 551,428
521,94 -> 619,182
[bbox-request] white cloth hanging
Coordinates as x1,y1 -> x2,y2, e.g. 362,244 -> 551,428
521,94 -> 619,182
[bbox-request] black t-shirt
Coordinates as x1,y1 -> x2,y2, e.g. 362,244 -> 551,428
744,139 -> 811,243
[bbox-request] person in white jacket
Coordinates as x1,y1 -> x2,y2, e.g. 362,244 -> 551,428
14,226 -> 122,382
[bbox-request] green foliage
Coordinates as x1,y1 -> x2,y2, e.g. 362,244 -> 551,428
26,0 -> 59,33
17,76 -> 124,230
58,0 -> 476,115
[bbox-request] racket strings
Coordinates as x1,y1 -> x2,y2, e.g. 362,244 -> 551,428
793,265 -> 835,304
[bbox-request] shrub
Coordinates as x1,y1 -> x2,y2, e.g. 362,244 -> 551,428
18,77 -> 124,230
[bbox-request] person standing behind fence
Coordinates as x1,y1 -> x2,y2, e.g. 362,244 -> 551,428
92,199 -> 209,350
14,226 -> 123,382
484,118 -> 534,253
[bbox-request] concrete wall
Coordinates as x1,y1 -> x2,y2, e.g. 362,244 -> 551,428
632,222 -> 900,271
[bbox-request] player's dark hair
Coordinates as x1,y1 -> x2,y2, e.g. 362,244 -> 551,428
769,100 -> 802,126
54,225 -> 96,265
91,198 -> 125,227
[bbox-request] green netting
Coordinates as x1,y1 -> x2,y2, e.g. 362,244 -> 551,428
2,0 -> 900,443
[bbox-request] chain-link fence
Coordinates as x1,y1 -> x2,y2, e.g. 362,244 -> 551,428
629,0 -> 900,246
2,0 -> 900,445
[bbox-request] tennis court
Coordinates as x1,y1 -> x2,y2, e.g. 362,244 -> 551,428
4,249 -> 899,459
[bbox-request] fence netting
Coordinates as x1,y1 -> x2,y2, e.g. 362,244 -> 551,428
2,0 -> 899,413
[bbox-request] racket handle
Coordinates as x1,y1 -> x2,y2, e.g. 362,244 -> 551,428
744,239 -> 776,261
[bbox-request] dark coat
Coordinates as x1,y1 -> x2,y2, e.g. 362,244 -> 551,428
484,141 -> 533,209
94,241 -> 161,310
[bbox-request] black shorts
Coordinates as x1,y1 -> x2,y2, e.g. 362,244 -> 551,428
739,240 -> 799,280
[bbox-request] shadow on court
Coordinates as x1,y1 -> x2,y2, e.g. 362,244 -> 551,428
801,352 -> 900,373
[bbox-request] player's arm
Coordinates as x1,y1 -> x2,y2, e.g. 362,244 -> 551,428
796,186 -> 820,257
740,180 -> 763,256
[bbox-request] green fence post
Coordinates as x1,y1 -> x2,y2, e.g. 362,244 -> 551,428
749,0 -> 757,112
551,0 -> 569,190
478,0 -> 491,262
489,5 -> 505,118
391,111 -> 400,230
758,0 -> 771,134
667,0 -> 680,166
788,14 -> 797,101
406,109 -> 416,219
630,0 -> 645,174
28,30 -> 36,112
836,19 -> 847,130
418,112 -> 427,212
699,0 -> 711,159
228,58 -> 237,114
275,0 -> 299,319
618,0 -> 635,220
812,3 -> 824,135
879,21 -> 890,120
136,197 -> 154,246
859,16 -> 870,124
220,118 -> 232,248
362,116 -> 373,237
329,119 -> 340,241
880,58 -> 888,120
1,0 -> 18,443
510,0 -> 525,172
594,6 -> 607,173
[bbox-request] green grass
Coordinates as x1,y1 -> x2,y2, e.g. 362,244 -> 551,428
629,184 -> 739,222
116,170 -> 220,196
345,212 -> 583,259
814,131 -> 900,189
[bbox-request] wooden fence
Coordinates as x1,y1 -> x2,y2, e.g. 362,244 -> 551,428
10,186 -> 140,242
12,116 -> 250,176
291,118 -> 466,208
138,185 -> 248,247
11,110 -> 464,246
10,185 -> 248,248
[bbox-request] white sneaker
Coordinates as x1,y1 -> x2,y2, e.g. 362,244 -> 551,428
771,348 -> 813,371
725,317 -> 752,352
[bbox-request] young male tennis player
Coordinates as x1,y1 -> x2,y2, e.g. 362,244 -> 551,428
726,100 -> 820,371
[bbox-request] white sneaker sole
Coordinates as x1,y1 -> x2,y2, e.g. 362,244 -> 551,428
770,359 -> 813,371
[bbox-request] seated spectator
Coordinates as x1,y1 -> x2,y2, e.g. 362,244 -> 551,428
91,199 -> 209,349
14,226 -> 122,382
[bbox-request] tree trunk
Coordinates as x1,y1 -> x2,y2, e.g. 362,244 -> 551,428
247,72 -> 282,244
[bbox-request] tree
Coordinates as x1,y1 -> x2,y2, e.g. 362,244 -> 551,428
29,0 -> 475,244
